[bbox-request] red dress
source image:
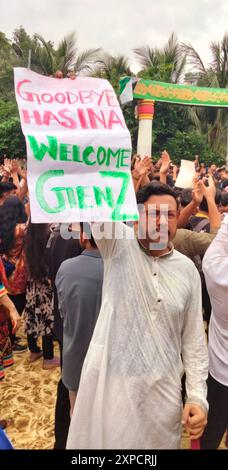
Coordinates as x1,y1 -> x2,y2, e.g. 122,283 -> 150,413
0,282 -> 14,380
0,223 -> 28,380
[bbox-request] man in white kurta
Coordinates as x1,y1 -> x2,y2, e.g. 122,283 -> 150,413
201,213 -> 228,448
67,183 -> 208,449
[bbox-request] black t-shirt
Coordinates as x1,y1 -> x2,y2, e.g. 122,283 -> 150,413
48,229 -> 83,344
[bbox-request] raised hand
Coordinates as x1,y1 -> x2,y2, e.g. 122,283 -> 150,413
192,177 -> 204,207
11,159 -> 20,174
160,150 -> 171,175
202,175 -> 216,200
133,155 -> 152,178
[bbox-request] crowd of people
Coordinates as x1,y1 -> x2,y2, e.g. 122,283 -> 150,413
0,150 -> 227,449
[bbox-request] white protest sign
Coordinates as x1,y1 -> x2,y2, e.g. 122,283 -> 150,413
14,68 -> 138,222
175,159 -> 196,189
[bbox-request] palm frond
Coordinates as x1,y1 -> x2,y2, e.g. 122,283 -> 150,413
134,34 -> 186,83
163,32 -> 179,63
98,53 -> 131,74
34,33 -> 54,74
55,32 -> 77,73
172,54 -> 187,83
220,33 -> 228,87
133,46 -> 160,68
184,106 -> 202,130
206,71 -> 220,88
181,43 -> 207,75
73,48 -> 102,74
210,41 -> 221,73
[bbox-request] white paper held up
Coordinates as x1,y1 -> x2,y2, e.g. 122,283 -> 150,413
175,160 -> 195,189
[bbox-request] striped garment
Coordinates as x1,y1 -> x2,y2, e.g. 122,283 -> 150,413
0,282 -> 7,298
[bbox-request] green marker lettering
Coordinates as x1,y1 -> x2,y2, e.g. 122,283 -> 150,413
120,149 -> 131,167
99,171 -> 138,221
97,147 -> 106,165
59,143 -> 72,161
82,146 -> 95,166
76,186 -> 93,209
93,186 -> 114,208
72,145 -> 83,163
52,187 -> 77,208
106,148 -> 121,167
28,135 -> 57,161
35,170 -> 66,213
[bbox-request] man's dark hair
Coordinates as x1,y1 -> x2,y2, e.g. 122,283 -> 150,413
217,166 -> 226,173
136,182 -> 179,209
150,175 -> 160,182
79,222 -> 97,248
199,189 -> 221,212
180,188 -> 192,207
221,193 -> 228,207
0,182 -> 17,198
25,222 -> 50,281
0,196 -> 27,254
221,179 -> 228,189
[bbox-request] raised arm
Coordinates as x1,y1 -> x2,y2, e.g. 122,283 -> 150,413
177,178 -> 203,228
203,213 -> 228,287
131,156 -> 152,192
159,150 -> 171,185
202,175 -> 221,231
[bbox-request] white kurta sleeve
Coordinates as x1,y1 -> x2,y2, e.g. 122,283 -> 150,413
203,214 -> 228,284
181,266 -> 209,413
202,214 -> 228,385
91,222 -> 133,258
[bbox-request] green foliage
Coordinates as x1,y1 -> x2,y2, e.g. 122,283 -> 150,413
34,32 -> 101,76
134,33 -> 186,83
122,103 -> 138,152
0,32 -> 13,69
123,100 -> 225,166
0,117 -> 26,158
0,33 -> 17,98
139,63 -> 174,82
182,34 -> 228,157
0,99 -> 18,123
93,54 -> 131,94
0,27 -> 102,160
165,130 -> 224,166
152,102 -> 190,154
13,26 -> 33,56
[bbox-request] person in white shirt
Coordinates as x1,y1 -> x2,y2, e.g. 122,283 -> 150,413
67,182 -> 208,449
201,214 -> 228,449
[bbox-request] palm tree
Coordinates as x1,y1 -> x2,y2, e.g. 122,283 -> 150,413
182,33 -> 228,88
92,53 -> 132,93
182,33 -> 228,155
0,32 -> 19,98
34,32 -> 101,76
134,33 -> 186,83
92,53 -> 138,148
